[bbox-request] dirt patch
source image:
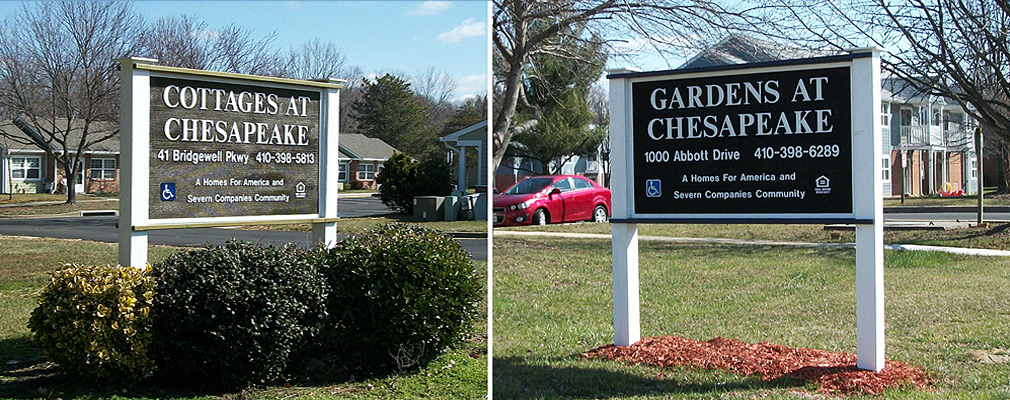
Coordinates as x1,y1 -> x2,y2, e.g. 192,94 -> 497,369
968,349 -> 1010,364
584,336 -> 932,396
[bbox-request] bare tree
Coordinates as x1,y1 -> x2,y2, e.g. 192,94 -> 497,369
492,0 -> 779,172
142,15 -> 213,70
413,67 -> 458,108
142,15 -> 285,76
337,68 -> 367,134
412,67 -> 459,135
283,38 -> 351,81
765,0 -> 1010,193
0,1 -> 142,204
779,3 -> 1008,150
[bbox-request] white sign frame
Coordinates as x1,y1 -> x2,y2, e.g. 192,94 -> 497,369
607,48 -> 885,371
118,57 -> 344,267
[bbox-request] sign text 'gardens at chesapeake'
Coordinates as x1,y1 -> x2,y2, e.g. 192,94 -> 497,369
631,66 -> 852,216
148,77 -> 320,219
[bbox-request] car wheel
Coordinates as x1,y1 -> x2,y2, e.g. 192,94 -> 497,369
592,205 -> 608,223
532,209 -> 548,226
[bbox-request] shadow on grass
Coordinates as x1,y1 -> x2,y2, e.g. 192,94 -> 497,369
0,335 -> 423,399
0,335 -> 264,399
493,356 -> 803,400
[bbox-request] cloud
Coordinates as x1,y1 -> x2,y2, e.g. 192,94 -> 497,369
454,93 -> 480,105
455,73 -> 487,98
407,1 -> 451,16
285,1 -> 301,10
190,29 -> 220,40
437,18 -> 486,44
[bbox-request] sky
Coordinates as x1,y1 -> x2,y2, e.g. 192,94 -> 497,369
0,1 -> 489,103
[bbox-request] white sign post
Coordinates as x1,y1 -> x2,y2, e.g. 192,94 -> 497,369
607,48 -> 885,371
118,57 -> 343,267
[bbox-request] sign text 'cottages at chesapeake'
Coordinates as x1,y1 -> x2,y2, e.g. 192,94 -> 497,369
631,66 -> 852,215
148,77 -> 320,219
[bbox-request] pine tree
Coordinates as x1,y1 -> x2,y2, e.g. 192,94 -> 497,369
351,74 -> 435,157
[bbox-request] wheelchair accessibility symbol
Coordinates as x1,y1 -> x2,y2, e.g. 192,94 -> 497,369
645,179 -> 661,198
160,183 -> 176,201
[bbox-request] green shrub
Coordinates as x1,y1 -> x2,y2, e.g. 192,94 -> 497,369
27,264 -> 155,383
315,224 -> 482,370
150,241 -> 327,390
376,153 -> 452,213
376,153 -> 419,213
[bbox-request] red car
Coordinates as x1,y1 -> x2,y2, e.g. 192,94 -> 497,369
494,175 -> 611,226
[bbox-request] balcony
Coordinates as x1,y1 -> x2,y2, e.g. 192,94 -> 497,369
899,123 -> 973,149
900,126 -> 929,146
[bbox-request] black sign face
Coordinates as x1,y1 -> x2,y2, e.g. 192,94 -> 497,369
631,66 -> 852,216
148,76 -> 320,220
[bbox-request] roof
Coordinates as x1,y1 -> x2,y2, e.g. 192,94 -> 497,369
441,120 -> 487,143
681,35 -> 961,110
679,35 -> 831,70
0,119 -> 119,153
338,133 -> 399,160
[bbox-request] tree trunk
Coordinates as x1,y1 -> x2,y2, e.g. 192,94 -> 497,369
999,142 -> 1010,194
63,162 -> 77,205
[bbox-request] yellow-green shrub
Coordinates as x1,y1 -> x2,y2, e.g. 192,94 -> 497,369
27,264 -> 155,383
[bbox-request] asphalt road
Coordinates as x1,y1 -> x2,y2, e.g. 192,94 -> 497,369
337,195 -> 399,218
886,212 -> 1010,222
0,216 -> 487,261
0,195 -> 488,261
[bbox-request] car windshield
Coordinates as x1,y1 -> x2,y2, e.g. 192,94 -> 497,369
504,178 -> 552,194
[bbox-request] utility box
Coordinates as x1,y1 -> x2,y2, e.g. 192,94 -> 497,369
473,192 -> 488,221
444,196 -> 460,222
413,196 -> 444,222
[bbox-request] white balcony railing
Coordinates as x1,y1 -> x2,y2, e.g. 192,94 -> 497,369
900,126 -> 929,146
900,123 -> 973,149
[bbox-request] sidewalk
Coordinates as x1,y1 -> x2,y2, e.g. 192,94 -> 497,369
494,230 -> 1010,257
0,198 -> 118,208
885,205 -> 1010,213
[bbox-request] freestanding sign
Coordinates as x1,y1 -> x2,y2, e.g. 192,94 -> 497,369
607,49 -> 885,371
631,66 -> 853,217
118,57 -> 344,267
148,76 -> 322,220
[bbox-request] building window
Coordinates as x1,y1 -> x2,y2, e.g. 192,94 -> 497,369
338,163 -> 348,182
881,157 -> 891,182
900,109 -> 912,126
971,159 -> 977,179
358,163 -> 375,181
10,156 -> 41,180
89,158 -> 116,180
881,103 -> 890,126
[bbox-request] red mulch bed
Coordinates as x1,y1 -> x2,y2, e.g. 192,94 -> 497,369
584,336 -> 932,396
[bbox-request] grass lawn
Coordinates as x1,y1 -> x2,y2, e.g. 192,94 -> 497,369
241,214 -> 488,235
0,193 -> 117,205
498,222 -> 1010,250
883,187 -> 1010,207
0,236 -> 487,399
493,236 -> 1010,399
0,200 -> 119,217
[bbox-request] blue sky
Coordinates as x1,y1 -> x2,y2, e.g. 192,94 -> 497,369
0,1 -> 489,102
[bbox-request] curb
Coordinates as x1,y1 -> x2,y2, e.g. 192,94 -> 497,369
447,232 -> 488,239
494,230 -> 1010,256
885,205 -> 1010,213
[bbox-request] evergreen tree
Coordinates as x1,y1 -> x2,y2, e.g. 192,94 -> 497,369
441,96 -> 488,136
510,26 -> 607,174
352,74 -> 436,157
